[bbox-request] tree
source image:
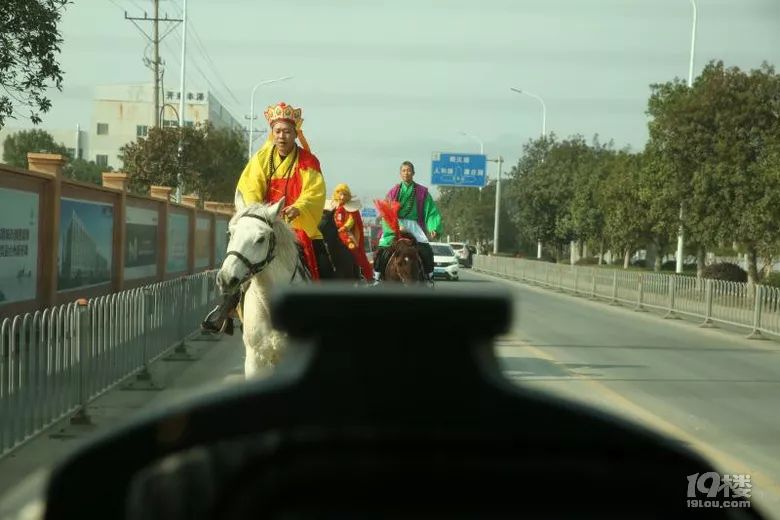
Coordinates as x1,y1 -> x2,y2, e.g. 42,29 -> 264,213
504,135 -> 558,255
0,0 -> 69,128
195,125 -> 248,202
2,128 -> 69,167
437,186 -> 493,245
437,182 -> 523,254
600,152 -> 652,268
567,136 -> 616,257
62,158 -> 106,185
637,147 -> 681,271
505,134 -> 603,260
120,122 -> 246,202
646,61 -> 780,280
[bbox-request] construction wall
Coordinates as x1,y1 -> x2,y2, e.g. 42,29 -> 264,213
0,153 -> 232,318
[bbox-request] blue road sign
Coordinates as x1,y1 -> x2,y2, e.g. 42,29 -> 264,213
431,152 -> 487,187
360,207 -> 378,219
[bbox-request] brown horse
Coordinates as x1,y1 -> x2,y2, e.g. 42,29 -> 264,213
383,233 -> 425,284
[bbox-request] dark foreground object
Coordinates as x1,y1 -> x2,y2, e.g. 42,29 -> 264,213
5,285 -> 764,519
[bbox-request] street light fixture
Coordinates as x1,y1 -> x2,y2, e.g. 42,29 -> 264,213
676,0 -> 697,273
247,76 -> 293,159
510,87 -> 548,258
510,87 -> 547,137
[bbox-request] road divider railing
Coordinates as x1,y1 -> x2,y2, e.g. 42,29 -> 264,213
0,271 -> 218,459
474,256 -> 780,339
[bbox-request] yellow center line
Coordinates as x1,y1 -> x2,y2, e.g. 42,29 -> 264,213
498,335 -> 780,503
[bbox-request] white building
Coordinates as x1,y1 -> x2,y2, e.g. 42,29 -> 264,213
1,84 -> 244,171
90,84 -> 243,169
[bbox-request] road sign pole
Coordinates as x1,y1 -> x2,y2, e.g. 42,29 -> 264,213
491,156 -> 503,255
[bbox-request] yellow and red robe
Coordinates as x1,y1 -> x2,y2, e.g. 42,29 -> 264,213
235,141 -> 326,278
330,200 -> 373,280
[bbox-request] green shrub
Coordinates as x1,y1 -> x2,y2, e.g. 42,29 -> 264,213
660,260 -> 697,272
701,262 -> 747,283
631,259 -> 647,268
661,260 -> 676,271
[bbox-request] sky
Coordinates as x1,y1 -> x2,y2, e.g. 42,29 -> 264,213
16,0 -> 780,201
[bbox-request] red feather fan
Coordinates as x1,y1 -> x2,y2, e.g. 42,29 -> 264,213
374,199 -> 401,237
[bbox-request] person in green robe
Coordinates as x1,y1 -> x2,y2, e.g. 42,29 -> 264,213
373,161 -> 443,283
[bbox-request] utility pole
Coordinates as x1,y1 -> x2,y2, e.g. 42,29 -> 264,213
125,3 -> 182,128
175,0 -> 187,204
489,156 -> 504,255
153,0 -> 160,127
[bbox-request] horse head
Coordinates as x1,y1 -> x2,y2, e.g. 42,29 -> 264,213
217,198 -> 285,295
384,233 -> 423,285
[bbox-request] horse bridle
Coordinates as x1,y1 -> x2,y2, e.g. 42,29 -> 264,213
225,213 -> 277,280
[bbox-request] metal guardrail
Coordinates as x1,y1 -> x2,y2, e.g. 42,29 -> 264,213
0,271 -> 217,458
474,256 -> 780,338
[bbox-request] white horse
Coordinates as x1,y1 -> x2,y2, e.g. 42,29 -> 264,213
216,197 -> 309,378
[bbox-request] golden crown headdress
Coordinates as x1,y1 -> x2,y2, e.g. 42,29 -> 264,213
264,102 -> 302,128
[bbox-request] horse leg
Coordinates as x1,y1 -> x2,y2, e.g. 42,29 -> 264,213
242,282 -> 275,379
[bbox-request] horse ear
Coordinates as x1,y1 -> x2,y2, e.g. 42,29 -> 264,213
269,197 -> 285,218
234,190 -> 247,213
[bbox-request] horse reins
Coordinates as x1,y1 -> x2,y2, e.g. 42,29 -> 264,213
225,214 -> 277,279
226,212 -> 311,284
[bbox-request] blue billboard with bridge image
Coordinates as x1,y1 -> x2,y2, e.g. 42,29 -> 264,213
58,198 -> 114,291
430,152 -> 487,187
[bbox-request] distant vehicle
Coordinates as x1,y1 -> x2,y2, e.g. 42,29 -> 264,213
449,242 -> 473,268
430,242 -> 459,281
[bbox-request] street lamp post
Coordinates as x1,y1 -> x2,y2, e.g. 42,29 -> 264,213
676,0 -> 697,273
510,87 -> 547,137
175,0 -> 188,204
247,76 -> 293,160
510,87 -> 547,258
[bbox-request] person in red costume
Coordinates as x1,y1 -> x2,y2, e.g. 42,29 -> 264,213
325,183 -> 373,280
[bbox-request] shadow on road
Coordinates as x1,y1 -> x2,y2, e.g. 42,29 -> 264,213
499,356 -> 648,379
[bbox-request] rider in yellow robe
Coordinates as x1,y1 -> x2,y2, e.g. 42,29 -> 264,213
202,102 -> 327,334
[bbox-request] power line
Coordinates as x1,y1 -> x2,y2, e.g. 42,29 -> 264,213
188,24 -> 242,107
167,23 -> 243,119
166,2 -> 242,108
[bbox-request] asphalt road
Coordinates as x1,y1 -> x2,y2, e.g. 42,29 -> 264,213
2,269 -> 779,516
455,269 -> 780,516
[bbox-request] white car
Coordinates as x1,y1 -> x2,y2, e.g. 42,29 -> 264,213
449,242 -> 474,268
430,242 -> 459,281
